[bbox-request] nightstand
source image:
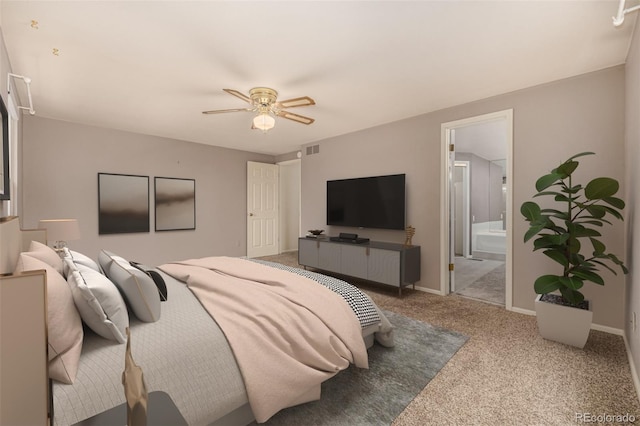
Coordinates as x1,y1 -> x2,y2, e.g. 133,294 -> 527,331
0,270 -> 49,426
73,391 -> 187,426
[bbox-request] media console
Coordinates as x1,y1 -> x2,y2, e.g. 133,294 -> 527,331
298,237 -> 420,296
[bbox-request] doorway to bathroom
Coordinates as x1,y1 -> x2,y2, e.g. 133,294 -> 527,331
440,110 -> 513,308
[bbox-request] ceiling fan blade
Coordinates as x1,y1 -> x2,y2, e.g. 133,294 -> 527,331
275,96 -> 315,109
276,110 -> 315,125
223,89 -> 252,104
202,107 -> 253,115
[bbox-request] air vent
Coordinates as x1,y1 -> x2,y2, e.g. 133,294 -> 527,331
306,144 -> 320,156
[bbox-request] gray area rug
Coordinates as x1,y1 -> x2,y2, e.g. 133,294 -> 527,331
259,310 -> 468,426
456,263 -> 505,305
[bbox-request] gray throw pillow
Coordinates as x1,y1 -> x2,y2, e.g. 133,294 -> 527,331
98,250 -> 161,323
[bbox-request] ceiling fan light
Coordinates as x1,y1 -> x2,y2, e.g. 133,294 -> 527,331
253,113 -> 275,131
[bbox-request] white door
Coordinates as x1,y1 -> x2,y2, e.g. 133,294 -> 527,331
448,129 -> 457,292
440,109 -> 514,309
247,161 -> 279,258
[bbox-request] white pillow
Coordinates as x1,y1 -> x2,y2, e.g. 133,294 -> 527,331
62,248 -> 101,273
14,254 -> 83,384
65,259 -> 128,343
24,240 -> 64,276
98,250 -> 161,323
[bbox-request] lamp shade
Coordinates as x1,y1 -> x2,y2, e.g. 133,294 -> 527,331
38,219 -> 81,246
253,113 -> 275,131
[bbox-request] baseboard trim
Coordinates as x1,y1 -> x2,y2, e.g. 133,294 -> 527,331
509,306 -> 535,316
413,285 -> 445,296
592,323 -> 624,336
507,306 -> 624,335
623,333 -> 640,403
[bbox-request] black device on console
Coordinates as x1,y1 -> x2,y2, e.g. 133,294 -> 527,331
329,232 -> 370,244
339,232 -> 358,240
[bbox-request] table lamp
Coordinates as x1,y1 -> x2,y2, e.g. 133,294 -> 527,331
38,219 -> 81,251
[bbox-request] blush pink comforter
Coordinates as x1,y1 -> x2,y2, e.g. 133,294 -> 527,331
159,256 -> 368,423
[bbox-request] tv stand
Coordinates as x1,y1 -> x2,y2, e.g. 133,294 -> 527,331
298,237 -> 420,296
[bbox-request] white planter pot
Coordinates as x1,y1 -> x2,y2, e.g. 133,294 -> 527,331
534,294 -> 593,348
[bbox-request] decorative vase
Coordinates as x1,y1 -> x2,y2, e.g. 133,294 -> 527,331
404,226 -> 415,246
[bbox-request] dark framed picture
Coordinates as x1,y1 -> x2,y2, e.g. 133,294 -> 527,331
0,94 -> 9,201
154,177 -> 196,231
98,173 -> 150,234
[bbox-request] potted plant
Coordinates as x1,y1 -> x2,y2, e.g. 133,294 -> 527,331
521,152 -> 628,348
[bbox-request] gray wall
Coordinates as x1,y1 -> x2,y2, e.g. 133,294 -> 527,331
624,15 -> 640,387
302,65 -> 626,329
15,64 -> 629,330
457,152 -> 502,226
278,159 -> 301,252
20,116 -> 274,265
470,153 -> 491,224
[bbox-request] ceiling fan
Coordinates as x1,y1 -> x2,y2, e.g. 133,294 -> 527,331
202,87 -> 316,132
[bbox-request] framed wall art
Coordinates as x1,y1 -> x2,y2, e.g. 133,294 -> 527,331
98,173 -> 150,234
154,177 -> 195,231
0,94 -> 9,201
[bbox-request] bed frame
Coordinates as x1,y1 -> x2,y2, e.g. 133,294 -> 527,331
0,216 -> 258,425
0,216 -> 389,425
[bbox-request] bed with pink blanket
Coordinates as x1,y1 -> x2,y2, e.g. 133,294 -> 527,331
49,251 -> 394,425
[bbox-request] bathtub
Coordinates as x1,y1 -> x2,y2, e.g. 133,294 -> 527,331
475,229 -> 506,254
471,221 -> 506,260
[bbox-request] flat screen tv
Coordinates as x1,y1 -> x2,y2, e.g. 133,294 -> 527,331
327,174 -> 406,230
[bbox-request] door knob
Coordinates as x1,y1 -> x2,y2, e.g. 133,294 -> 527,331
249,213 -> 254,216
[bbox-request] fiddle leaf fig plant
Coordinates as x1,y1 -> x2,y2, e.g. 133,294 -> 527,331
521,152 -> 628,307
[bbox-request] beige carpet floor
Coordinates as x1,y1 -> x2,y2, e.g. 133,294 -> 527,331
258,251 -> 640,425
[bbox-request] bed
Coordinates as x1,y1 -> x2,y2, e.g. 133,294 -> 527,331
1,218 -> 395,425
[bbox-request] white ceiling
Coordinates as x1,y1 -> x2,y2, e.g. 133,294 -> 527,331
1,1 -> 637,156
